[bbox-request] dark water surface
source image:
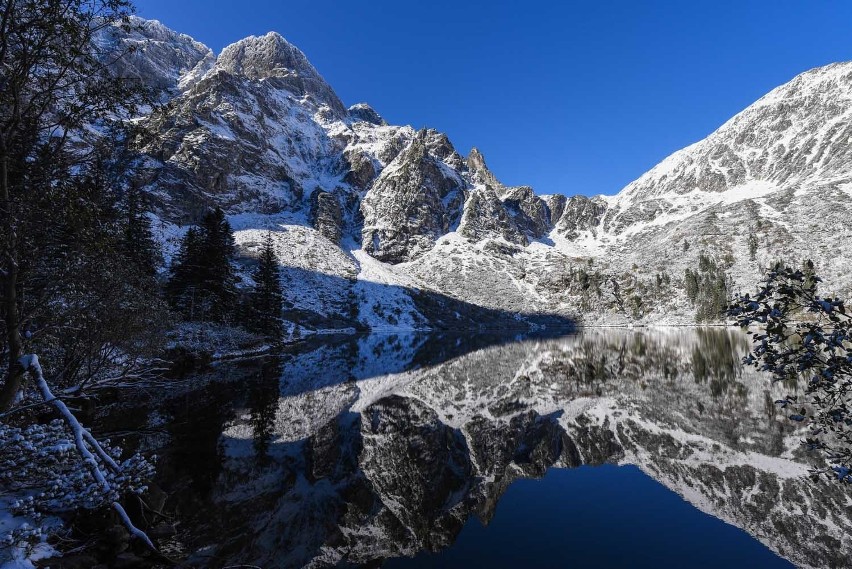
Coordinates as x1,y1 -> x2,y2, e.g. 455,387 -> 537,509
99,328 -> 850,568
390,465 -> 792,568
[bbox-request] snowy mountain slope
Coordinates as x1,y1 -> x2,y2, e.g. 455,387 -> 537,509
96,17 -> 214,98
108,18 -> 852,328
574,62 -> 852,317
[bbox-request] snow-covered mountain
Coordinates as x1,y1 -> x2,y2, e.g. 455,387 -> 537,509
110,18 -> 852,328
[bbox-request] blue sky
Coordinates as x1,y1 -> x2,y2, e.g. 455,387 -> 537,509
135,0 -> 852,197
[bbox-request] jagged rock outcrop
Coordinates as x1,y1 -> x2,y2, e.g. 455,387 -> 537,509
341,148 -> 379,191
466,147 -> 501,189
555,195 -> 608,238
361,130 -> 466,263
97,17 -> 214,97
347,103 -> 387,126
500,185 -> 551,238
458,186 -> 527,245
544,194 -> 567,226
309,189 -> 343,244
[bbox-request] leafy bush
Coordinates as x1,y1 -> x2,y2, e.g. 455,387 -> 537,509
729,261 -> 852,481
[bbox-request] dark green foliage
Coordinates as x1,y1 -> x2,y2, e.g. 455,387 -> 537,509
0,0 -> 145,410
730,260 -> 852,482
685,253 -> 730,323
22,151 -> 166,389
628,295 -> 643,320
684,269 -> 699,303
167,208 -> 238,322
244,233 -> 284,342
166,227 -> 201,315
123,188 -> 160,277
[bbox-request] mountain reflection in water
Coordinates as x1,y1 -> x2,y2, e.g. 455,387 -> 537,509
103,328 -> 852,568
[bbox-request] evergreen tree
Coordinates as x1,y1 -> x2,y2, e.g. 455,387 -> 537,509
124,188 -> 160,277
245,233 -> 284,342
198,208 -> 237,319
166,227 -> 202,318
685,253 -> 730,323
748,232 -> 759,261
166,208 -> 238,322
684,269 -> 699,303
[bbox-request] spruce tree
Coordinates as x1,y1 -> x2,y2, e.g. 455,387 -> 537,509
166,208 -> 238,322
166,227 -> 202,318
124,188 -> 160,278
198,207 -> 238,320
246,232 -> 284,342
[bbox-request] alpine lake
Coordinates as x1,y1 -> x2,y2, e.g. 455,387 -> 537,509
95,328 -> 852,568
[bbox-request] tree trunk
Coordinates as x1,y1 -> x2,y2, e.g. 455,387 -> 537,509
0,143 -> 23,412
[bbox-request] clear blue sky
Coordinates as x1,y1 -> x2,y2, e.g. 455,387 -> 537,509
134,0 -> 852,197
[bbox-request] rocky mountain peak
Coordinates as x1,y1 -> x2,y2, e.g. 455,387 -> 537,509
97,16 -> 214,97
217,31 -> 308,79
348,103 -> 387,125
215,31 -> 346,115
500,185 -> 551,238
458,186 -> 527,246
466,147 -> 501,189
361,130 -> 466,263
111,17 -> 852,326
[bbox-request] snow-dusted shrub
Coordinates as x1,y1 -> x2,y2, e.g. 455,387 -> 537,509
730,261 -> 852,481
0,418 -> 155,549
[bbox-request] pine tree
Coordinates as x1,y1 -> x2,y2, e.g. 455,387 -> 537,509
166,227 -> 202,318
166,208 -> 238,322
245,233 -> 284,342
124,189 -> 160,277
198,208 -> 238,320
684,269 -> 699,303
748,232 -> 759,261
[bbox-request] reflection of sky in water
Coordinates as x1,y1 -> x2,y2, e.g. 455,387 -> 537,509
390,465 -> 793,568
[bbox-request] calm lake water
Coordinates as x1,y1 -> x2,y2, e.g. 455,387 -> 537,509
100,328 -> 851,568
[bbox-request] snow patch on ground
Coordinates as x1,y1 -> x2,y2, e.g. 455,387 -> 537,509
0,497 -> 58,569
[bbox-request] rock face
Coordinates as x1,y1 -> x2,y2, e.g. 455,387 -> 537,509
500,185 -> 551,238
361,130 -> 466,263
215,31 -> 346,116
309,189 -> 343,244
466,147 -> 501,189
555,195 -> 608,238
97,17 -> 214,97
458,187 -> 527,245
543,194 -> 567,227
106,18 -> 852,327
347,103 -> 387,126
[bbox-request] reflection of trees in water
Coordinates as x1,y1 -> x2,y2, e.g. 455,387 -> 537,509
93,329 -> 851,569
248,359 -> 284,462
691,328 -> 749,398
540,331 -> 728,394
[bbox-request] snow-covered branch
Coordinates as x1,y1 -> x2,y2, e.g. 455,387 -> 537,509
19,353 -> 157,552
